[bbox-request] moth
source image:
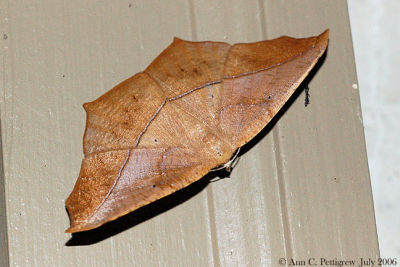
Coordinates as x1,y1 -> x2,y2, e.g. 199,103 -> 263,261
66,30 -> 329,233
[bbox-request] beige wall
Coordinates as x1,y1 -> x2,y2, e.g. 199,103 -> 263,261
1,1 -> 379,266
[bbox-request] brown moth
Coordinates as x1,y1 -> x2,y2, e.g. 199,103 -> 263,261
66,30 -> 329,233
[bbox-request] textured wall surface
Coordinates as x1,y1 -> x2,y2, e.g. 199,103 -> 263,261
348,0 -> 400,258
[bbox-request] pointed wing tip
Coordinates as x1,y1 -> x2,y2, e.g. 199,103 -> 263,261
319,29 -> 330,40
173,37 -> 184,43
65,227 -> 82,234
83,102 -> 90,111
317,29 -> 330,49
65,204 -> 97,233
65,225 -> 77,233
321,28 -> 330,36
65,224 -> 94,234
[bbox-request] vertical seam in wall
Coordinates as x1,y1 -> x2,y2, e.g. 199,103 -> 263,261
0,0 -> 11,265
258,0 -> 267,44
205,187 -> 221,267
272,128 -> 293,259
96,4 -> 106,94
0,120 -> 10,267
188,0 -> 198,41
188,1 -> 220,266
3,0 -> 14,188
258,0 -> 293,260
